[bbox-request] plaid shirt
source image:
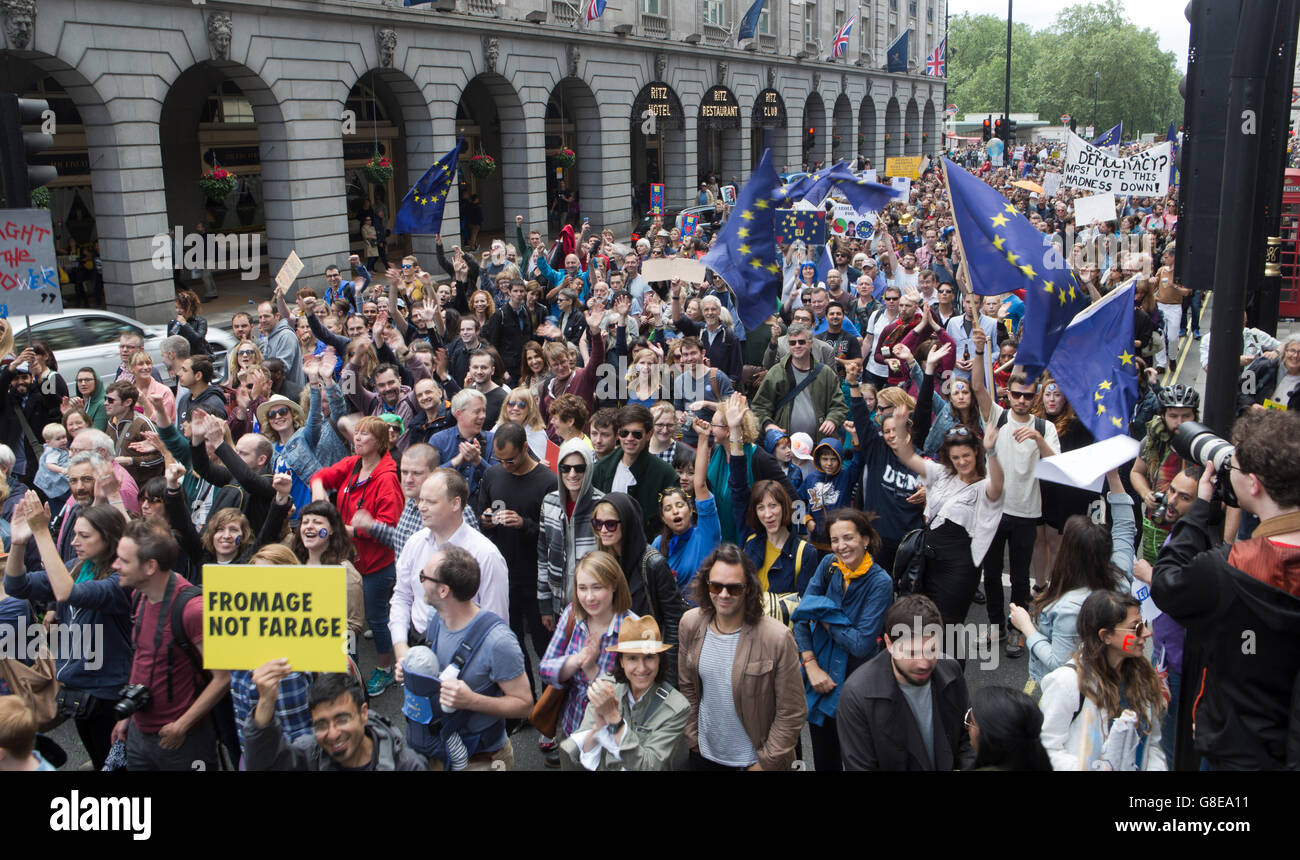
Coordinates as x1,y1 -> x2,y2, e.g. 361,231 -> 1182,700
230,669 -> 313,749
538,605 -> 632,737
654,441 -> 677,466
367,497 -> 481,555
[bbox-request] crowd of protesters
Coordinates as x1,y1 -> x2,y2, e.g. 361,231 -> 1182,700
2,137 -> 1299,774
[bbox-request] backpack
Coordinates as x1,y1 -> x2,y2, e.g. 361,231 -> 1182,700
892,527 -> 930,596
403,611 -> 506,762
131,575 -> 207,705
996,410 -> 1047,439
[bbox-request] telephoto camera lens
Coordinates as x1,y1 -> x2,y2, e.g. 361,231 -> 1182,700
1172,422 -> 1238,507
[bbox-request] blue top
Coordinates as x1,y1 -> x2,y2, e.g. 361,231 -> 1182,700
653,494 -> 721,599
274,441 -> 312,514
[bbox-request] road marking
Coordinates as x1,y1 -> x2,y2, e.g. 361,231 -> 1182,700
1163,300 -> 1210,388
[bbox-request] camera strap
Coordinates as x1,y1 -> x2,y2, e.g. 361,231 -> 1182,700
1252,511 -> 1300,540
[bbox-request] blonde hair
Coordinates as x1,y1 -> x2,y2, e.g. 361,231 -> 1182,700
493,387 -> 545,432
41,422 -> 67,442
876,386 -> 917,414
228,339 -> 263,382
0,319 -> 14,362
250,543 -> 299,565
571,550 -> 632,623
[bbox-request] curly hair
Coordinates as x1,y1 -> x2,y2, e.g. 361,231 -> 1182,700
692,543 -> 763,627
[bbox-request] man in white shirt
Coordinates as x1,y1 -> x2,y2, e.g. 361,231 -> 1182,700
390,468 -> 509,674
862,286 -> 901,388
944,292 -> 998,383
888,252 -> 920,292
973,328 -> 1060,660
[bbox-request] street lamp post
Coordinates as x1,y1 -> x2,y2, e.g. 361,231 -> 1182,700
1093,70 -> 1099,128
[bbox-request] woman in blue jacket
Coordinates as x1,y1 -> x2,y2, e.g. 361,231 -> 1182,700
4,495 -> 131,771
792,508 -> 893,772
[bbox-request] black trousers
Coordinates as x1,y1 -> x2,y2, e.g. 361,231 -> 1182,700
923,521 -> 983,627
689,749 -> 750,771
981,514 -> 1037,629
509,581 -> 551,695
809,717 -> 842,772
74,695 -> 119,771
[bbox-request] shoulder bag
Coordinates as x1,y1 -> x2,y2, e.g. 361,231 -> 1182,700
528,610 -> 577,738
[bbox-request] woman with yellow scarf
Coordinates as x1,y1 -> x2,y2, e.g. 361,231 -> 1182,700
790,508 -> 893,772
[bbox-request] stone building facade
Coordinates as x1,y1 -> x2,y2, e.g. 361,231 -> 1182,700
1,0 -> 947,321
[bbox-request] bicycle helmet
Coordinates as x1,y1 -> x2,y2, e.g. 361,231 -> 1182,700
1157,383 -> 1200,411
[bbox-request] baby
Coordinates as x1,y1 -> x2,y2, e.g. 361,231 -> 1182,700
35,423 -> 70,512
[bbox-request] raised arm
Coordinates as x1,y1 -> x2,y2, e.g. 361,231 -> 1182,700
969,325 -> 995,422
982,421 -> 1004,502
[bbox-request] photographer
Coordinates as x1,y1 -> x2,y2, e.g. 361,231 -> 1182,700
1151,409 -> 1300,770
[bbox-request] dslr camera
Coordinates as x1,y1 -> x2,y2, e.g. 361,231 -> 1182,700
1172,421 -> 1238,508
114,683 -> 153,719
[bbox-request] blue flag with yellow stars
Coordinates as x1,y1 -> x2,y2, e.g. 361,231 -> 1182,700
393,138 -> 462,236
942,157 -> 1087,377
701,148 -> 782,330
1047,277 -> 1138,442
1093,122 -> 1122,149
784,161 -> 900,213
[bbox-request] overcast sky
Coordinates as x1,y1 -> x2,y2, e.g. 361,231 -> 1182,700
948,0 -> 1190,70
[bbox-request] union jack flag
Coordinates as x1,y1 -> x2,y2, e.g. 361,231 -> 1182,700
584,0 -> 606,25
830,14 -> 856,59
926,37 -> 946,76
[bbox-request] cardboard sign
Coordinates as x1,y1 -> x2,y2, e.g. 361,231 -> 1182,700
641,257 -> 708,284
203,565 -> 348,672
885,156 -> 923,180
0,209 -> 64,317
274,250 -> 304,293
1063,132 -> 1172,196
775,208 -> 827,244
1041,171 -> 1063,198
681,213 -> 699,238
1073,192 -> 1118,226
829,203 -> 877,240
649,183 -> 665,215
720,185 -> 737,206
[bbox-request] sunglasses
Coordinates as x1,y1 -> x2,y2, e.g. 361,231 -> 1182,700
1007,390 -> 1036,401
788,339 -> 809,346
402,264 -> 414,269
591,517 -> 621,532
506,400 -> 528,409
618,429 -> 644,440
559,462 -> 587,475
1114,620 -> 1149,637
266,407 -> 291,420
707,580 -> 746,596
417,573 -> 445,586
945,426 -> 972,439
237,350 -> 256,357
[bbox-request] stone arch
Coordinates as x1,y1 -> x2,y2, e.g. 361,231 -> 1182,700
858,95 -> 877,167
547,76 -> 602,232
630,80 -> 686,212
456,72 -> 528,240
832,93 -> 853,164
751,87 -> 788,172
801,91 -> 826,169
885,97 -> 902,157
922,100 -> 937,156
905,97 -> 921,156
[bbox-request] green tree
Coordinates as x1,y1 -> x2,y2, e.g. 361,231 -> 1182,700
948,13 -> 1044,118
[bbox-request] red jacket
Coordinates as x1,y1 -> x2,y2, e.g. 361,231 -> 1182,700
313,453 -> 403,575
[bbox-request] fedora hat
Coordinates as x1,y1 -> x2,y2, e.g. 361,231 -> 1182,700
606,616 -> 673,655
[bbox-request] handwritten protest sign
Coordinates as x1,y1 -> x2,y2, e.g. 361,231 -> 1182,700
0,209 -> 63,317
203,565 -> 348,672
1064,132 -> 1172,197
885,156 -> 923,180
775,209 -> 827,244
274,251 -> 304,293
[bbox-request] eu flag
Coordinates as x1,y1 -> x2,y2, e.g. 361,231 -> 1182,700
887,30 -> 909,73
1047,277 -> 1138,441
393,139 -> 462,236
813,241 -> 834,286
787,161 -> 900,213
942,157 -> 1087,376
1093,122 -> 1122,148
737,0 -> 766,40
701,148 -> 783,329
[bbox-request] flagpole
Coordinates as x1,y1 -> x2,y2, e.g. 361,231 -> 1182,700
938,158 -> 975,302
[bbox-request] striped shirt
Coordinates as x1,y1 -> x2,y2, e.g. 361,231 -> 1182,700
698,626 -> 757,767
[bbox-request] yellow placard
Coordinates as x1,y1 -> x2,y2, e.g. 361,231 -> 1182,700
885,156 -> 923,180
202,565 -> 348,673
1263,398 -> 1288,411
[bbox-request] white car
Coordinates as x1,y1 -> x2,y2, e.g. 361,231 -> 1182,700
12,310 -> 236,385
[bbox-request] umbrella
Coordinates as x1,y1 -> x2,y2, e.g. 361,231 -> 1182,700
1012,179 -> 1044,194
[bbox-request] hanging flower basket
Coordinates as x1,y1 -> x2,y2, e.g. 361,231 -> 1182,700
199,168 -> 237,202
364,153 -> 393,184
904,132 -> 912,144
922,132 -> 929,142
857,133 -> 866,149
466,154 -> 497,179
833,134 -> 842,147
884,133 -> 892,142
30,186 -> 50,209
549,148 -> 576,168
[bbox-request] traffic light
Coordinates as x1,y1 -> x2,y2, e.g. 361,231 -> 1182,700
0,93 -> 58,208
982,118 -> 991,141
993,118 -> 1005,141
1070,116 -> 1077,133
1007,119 -> 1018,144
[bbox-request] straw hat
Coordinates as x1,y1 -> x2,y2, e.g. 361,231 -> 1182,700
256,394 -> 304,429
606,616 -> 673,655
